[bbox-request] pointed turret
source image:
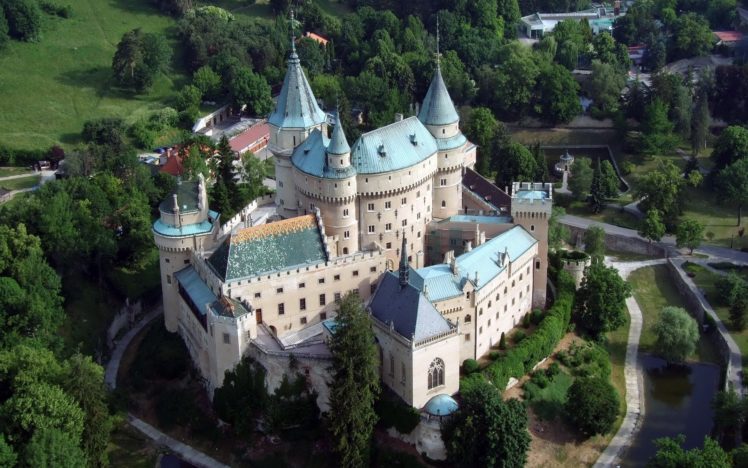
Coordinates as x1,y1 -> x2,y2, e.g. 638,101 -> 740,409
399,233 -> 409,287
267,13 -> 326,130
327,112 -> 350,156
418,66 -> 460,127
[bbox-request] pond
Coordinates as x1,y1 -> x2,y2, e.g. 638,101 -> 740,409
623,354 -> 721,465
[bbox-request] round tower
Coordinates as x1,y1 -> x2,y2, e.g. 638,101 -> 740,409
153,175 -> 219,332
320,113 -> 358,255
268,16 -> 327,219
418,63 -> 465,220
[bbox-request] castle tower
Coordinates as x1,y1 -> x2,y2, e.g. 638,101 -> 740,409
321,112 -> 358,255
510,182 -> 553,308
268,12 -> 327,219
418,34 -> 466,220
153,175 -> 220,331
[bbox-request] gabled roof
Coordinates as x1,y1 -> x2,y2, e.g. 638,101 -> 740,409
369,272 -> 454,342
268,49 -> 326,129
350,116 -> 437,174
175,267 -> 250,321
229,123 -> 269,153
462,167 -> 512,211
207,215 -> 328,281
418,67 -> 459,126
160,154 -> 184,177
414,226 -> 538,301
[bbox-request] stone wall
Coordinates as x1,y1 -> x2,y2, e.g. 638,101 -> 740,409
564,224 -> 667,257
666,260 -> 735,391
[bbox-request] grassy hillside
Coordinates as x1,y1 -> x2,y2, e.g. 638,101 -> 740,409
0,0 -> 183,151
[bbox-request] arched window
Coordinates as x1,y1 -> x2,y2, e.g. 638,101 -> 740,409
428,358 -> 445,389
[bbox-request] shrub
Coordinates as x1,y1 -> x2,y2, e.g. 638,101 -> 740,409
565,377 -> 619,436
522,314 -> 531,328
489,351 -> 500,360
39,1 -> 72,18
547,362 -> 561,378
531,371 -> 549,388
531,309 -> 544,325
376,398 -> 421,435
513,330 -> 526,343
463,359 -> 480,374
499,332 -> 507,350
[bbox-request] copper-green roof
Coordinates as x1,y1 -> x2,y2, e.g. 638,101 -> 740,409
268,50 -> 326,129
207,215 -> 328,281
159,180 -> 200,214
418,67 -> 459,126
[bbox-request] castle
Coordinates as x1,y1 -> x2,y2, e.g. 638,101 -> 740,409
152,37 -> 552,425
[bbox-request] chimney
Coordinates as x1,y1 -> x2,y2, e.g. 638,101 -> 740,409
465,241 -> 472,252
394,113 -> 404,122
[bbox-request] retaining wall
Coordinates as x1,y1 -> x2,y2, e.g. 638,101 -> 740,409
565,224 -> 667,257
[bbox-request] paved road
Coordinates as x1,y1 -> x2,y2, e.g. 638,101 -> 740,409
104,307 -> 162,389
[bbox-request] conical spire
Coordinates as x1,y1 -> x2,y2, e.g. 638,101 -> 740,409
399,233 -> 409,287
267,10 -> 326,130
418,20 -> 459,127
327,111 -> 350,155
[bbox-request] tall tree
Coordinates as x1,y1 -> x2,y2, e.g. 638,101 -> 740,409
676,218 -> 705,254
327,293 -> 380,467
712,389 -> 745,445
639,209 -> 666,243
716,158 -> 748,226
670,13 -> 713,60
495,143 -> 537,189
533,61 -> 581,124
636,159 -> 685,227
2,0 -> 41,41
690,92 -> 710,156
588,158 -> 604,213
575,261 -> 631,338
22,428 -> 87,468
583,225 -> 606,261
228,66 -> 273,116
711,126 -> 748,172
568,158 -> 593,201
587,60 -> 626,116
641,99 -> 677,156
549,206 -> 570,250
444,379 -> 530,467
653,307 -> 699,363
648,436 -> 730,467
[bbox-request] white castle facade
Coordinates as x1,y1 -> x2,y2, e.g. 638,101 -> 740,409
152,40 -> 553,448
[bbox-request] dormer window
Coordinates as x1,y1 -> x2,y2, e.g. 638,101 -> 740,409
410,134 -> 417,145
378,144 -> 386,157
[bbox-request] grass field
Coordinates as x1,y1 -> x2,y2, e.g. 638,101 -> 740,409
628,265 -> 719,364
686,263 -> 748,379
0,175 -> 40,191
606,307 -> 629,430
0,167 -> 32,177
0,0 -> 184,151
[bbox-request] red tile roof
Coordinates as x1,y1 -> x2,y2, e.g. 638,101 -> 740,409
229,123 -> 270,154
160,154 -> 184,177
304,32 -> 329,46
714,31 -> 744,43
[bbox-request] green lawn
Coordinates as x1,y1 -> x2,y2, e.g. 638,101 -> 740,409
0,167 -> 32,177
628,265 -> 720,364
606,309 -> 630,430
0,175 -> 41,191
680,185 -> 748,249
0,0 -> 184,151
565,202 -> 640,230
686,263 -> 748,379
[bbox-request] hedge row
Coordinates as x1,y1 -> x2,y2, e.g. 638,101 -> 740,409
464,270 -> 577,392
0,146 -> 48,166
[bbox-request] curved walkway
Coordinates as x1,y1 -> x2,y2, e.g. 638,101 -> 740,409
105,308 -> 229,468
595,258 -> 667,468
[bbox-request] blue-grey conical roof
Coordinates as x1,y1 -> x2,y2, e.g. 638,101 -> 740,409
326,112 -> 350,155
268,48 -> 326,129
418,66 -> 459,126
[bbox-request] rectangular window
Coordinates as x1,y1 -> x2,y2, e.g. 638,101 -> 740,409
465,333 -> 471,341
300,317 -> 307,325
254,292 -> 261,298
417,212 -> 421,220
320,312 -> 327,320
299,282 -> 306,288
385,201 -> 391,209
402,219 -> 407,227
370,266 -> 377,273
334,292 -> 341,303
353,270 -> 359,277
165,258 -> 170,263
386,242 -> 392,249
184,259 -> 190,264
385,223 -> 392,232
367,203 -> 375,211
318,278 -> 325,284
166,275 -> 171,284
223,333 -> 230,344
319,294 -> 326,306
300,298 -> 306,310
276,287 -> 283,293
440,178 -> 447,186
401,197 -> 407,205
334,274 -> 340,281
278,303 -> 285,315
343,208 -> 349,217
368,225 -> 375,233
344,230 -> 350,239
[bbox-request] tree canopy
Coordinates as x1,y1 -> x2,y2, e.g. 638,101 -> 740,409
564,377 -> 619,436
653,307 -> 699,364
575,261 -> 631,338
